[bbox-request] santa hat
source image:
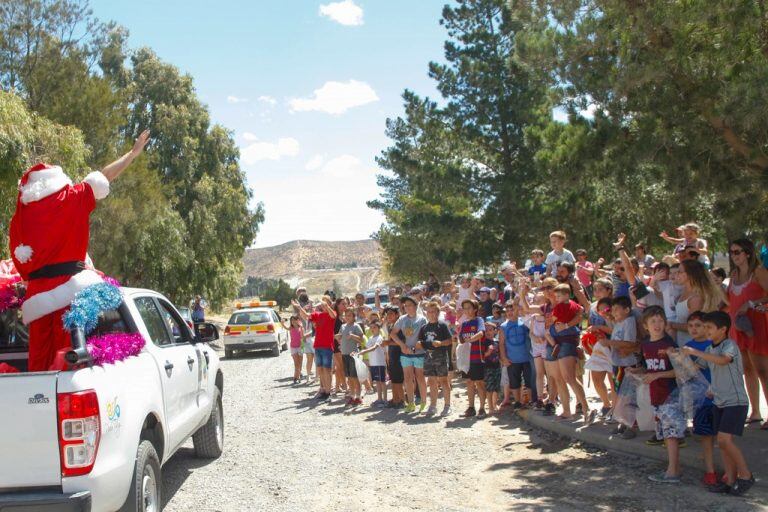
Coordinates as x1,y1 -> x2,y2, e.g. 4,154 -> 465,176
18,163 -> 73,205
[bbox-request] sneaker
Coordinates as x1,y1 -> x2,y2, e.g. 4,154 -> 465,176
730,475 -> 755,496
404,402 -> 416,413
512,401 -> 523,410
702,472 -> 718,487
419,402 -> 427,413
477,409 -> 487,419
543,403 -> 556,416
441,405 -> 452,417
313,392 -> 325,400
648,472 -> 681,484
646,434 -> 664,446
610,424 -> 626,435
426,406 -> 437,416
600,406 -> 611,418
620,428 -> 637,440
462,407 -> 476,418
353,398 -> 363,406
707,482 -> 731,494
534,400 -> 545,410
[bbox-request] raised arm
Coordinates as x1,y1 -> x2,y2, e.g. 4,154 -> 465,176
101,130 -> 150,182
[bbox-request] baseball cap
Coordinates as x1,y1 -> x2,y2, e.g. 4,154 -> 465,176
479,287 -> 491,293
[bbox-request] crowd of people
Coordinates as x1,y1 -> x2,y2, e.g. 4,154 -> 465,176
286,224 -> 767,497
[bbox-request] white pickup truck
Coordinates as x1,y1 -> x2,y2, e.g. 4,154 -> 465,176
0,288 -> 224,512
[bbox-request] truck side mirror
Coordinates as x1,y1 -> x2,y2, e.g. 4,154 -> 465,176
195,322 -> 219,343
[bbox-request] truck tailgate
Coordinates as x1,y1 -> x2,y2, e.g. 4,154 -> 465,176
0,373 -> 61,488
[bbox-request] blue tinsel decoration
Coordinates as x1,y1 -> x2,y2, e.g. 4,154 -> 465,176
63,282 -> 123,334
761,244 -> 768,270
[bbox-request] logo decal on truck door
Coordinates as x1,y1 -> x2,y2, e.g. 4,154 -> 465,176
28,393 -> 50,404
105,396 -> 123,436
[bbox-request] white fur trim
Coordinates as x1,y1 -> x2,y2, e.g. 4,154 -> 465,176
21,269 -> 105,324
19,166 -> 73,204
82,171 -> 110,200
14,244 -> 33,264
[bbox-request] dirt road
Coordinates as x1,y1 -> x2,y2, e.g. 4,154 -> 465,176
162,348 -> 766,511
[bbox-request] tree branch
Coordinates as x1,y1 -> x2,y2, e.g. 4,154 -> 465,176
707,116 -> 768,171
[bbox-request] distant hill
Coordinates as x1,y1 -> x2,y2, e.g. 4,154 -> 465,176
242,239 -> 385,295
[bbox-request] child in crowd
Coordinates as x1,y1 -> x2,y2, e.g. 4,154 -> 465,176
381,305 -> 406,408
293,296 -> 337,401
683,311 -> 754,496
601,295 -> 639,438
545,231 -> 576,277
357,320 -> 388,407
631,306 -> 684,484
419,301 -> 453,416
487,303 -> 504,325
584,296 -> 615,417
337,309 -> 365,406
483,322 -> 502,415
682,311 -> 717,486
500,301 -> 535,409
301,302 -> 315,382
458,299 -> 488,418
528,249 -> 547,281
526,292 -> 548,408
390,296 -> 428,413
289,315 -> 305,384
545,284 -> 591,420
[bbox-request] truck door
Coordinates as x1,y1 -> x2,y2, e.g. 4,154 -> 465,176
134,296 -> 198,451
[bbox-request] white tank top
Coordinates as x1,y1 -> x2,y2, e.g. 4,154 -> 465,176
674,297 -> 692,347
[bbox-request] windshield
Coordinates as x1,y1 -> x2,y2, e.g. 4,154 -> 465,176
228,311 -> 271,325
365,295 -> 389,305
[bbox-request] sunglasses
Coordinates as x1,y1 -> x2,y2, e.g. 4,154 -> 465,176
729,249 -> 745,256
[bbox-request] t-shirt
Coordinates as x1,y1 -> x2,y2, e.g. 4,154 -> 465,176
701,338 -> 749,408
685,338 -> 713,406
419,321 -> 452,355
310,310 -> 335,350
340,322 -> 364,355
612,274 -> 630,298
528,263 -> 547,277
553,300 -> 582,324
393,314 -> 428,354
641,335 -> 677,406
544,249 -> 575,276
485,337 -> 500,366
289,327 -> 303,348
576,261 -> 594,287
610,316 -> 638,367
502,319 -> 530,363
478,298 -> 495,319
366,334 -> 386,366
460,317 -> 486,363
658,280 -> 682,322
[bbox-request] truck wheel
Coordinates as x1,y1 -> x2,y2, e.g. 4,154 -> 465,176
272,343 -> 280,357
122,440 -> 162,512
193,387 -> 224,458
225,347 -> 234,359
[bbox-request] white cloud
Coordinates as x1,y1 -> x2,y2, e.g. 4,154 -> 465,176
240,137 -> 300,164
305,154 -> 326,171
319,0 -> 364,26
242,132 -> 259,142
258,95 -> 277,106
227,95 -> 248,104
289,80 -> 379,115
317,154 -> 363,178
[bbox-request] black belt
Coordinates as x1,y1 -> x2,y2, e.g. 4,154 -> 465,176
28,261 -> 86,280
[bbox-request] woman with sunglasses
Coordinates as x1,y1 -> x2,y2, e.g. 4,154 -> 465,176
668,260 -> 725,347
727,239 -> 768,428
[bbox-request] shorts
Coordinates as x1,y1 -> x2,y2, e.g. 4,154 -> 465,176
464,362 -> 485,381
653,401 -> 687,439
713,405 -> 748,436
388,347 -> 404,384
342,354 -> 358,378
424,350 -> 449,377
693,404 -> 715,437
507,361 -> 532,389
370,365 -> 387,382
303,339 -> 315,355
555,342 -> 579,360
485,365 -> 502,392
400,354 -> 425,369
531,339 -> 547,358
315,348 -> 333,369
290,347 -> 302,355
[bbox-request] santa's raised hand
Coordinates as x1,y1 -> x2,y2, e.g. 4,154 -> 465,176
102,129 -> 151,182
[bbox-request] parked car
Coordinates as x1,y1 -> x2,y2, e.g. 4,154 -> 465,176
0,287 -> 223,512
177,306 -> 193,329
223,301 -> 288,358
364,289 -> 390,309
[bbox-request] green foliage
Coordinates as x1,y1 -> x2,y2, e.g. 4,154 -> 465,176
238,277 -> 294,309
373,0 -> 768,277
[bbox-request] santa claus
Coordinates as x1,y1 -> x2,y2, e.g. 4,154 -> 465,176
9,131 -> 150,371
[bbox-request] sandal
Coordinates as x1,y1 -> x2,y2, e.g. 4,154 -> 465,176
745,417 -> 763,424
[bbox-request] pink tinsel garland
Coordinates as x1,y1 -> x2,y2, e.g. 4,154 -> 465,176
86,333 -> 146,366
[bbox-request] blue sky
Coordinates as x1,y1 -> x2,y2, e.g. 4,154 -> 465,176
91,0 -> 449,247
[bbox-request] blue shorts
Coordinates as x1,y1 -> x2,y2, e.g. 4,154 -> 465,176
693,404 -> 715,436
653,402 -> 687,439
545,342 -> 578,361
400,354 -> 425,369
315,348 -> 333,369
370,365 -> 387,382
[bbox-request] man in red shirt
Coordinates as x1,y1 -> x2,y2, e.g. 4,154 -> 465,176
294,296 -> 337,400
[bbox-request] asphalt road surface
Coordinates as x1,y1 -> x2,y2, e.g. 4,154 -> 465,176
161,347 -> 766,511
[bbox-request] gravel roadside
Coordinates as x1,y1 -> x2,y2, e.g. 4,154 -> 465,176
162,349 -> 767,511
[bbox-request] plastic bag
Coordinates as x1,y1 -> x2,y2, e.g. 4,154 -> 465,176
668,350 -> 711,419
456,341 -> 471,373
353,354 -> 369,382
635,383 -> 656,431
612,372 -> 651,429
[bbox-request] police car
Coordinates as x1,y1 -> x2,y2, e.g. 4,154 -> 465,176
223,301 -> 288,358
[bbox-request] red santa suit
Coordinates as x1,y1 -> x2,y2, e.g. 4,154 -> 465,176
9,163 -> 110,371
